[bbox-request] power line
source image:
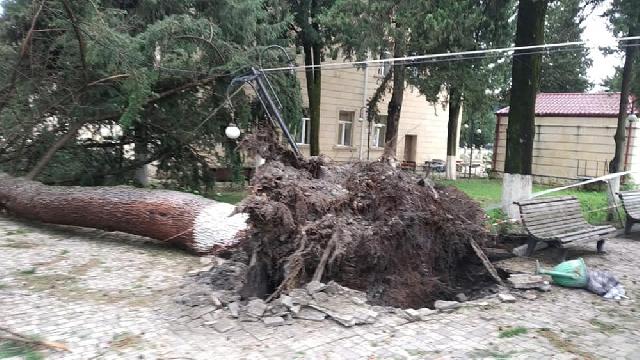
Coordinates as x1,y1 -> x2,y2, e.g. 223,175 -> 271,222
262,36 -> 640,73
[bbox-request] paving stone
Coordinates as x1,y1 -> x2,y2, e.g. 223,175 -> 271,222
228,302 -> 240,318
498,293 -> 516,303
434,300 -> 460,311
246,299 -> 267,317
263,316 -> 286,327
212,319 -> 236,333
306,281 -> 327,294
3,215 -> 640,359
294,307 -> 326,321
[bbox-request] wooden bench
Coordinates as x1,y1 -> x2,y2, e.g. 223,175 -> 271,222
516,196 -> 615,260
618,190 -> 640,234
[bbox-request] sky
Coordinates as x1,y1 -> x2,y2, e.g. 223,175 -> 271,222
582,0 -> 622,91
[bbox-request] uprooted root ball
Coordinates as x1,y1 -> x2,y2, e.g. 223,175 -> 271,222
237,138 -> 491,308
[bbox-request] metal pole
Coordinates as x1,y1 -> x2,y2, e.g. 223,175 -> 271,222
252,68 -> 300,156
469,118 -> 474,179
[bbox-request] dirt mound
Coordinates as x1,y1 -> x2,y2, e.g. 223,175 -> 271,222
236,132 -> 492,308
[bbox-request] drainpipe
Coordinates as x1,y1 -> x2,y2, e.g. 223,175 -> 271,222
359,54 -> 369,160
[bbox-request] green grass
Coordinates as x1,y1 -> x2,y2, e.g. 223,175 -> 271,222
0,341 -> 43,360
438,178 -> 611,225
209,190 -> 247,204
18,268 -> 37,275
498,326 -> 528,338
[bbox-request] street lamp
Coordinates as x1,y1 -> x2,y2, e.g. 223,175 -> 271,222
469,127 -> 482,178
225,123 -> 241,139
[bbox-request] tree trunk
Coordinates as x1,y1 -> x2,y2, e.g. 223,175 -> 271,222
504,0 -> 548,175
134,122 -> 150,187
0,174 -> 246,254
384,40 -> 405,162
611,32 -> 637,174
502,0 -> 548,218
304,43 -> 322,156
446,88 -> 462,179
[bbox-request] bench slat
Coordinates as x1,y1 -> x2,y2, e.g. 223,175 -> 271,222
527,221 -> 588,234
520,201 -> 581,213
521,212 -> 582,223
557,226 -> 615,243
516,196 -> 576,206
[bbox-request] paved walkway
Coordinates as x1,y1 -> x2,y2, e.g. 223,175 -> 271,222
1,214 -> 639,359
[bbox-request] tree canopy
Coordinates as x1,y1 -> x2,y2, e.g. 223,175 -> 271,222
0,0 -> 301,190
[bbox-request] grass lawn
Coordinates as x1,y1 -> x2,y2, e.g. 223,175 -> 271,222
209,189 -> 247,204
437,178 -> 613,225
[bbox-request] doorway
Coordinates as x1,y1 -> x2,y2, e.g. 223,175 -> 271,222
404,135 -> 417,162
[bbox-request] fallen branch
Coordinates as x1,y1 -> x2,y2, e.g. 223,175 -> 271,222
0,326 -> 69,352
469,238 -> 505,286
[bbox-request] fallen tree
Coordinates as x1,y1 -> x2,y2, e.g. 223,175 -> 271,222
0,173 -> 246,254
236,131 -> 497,308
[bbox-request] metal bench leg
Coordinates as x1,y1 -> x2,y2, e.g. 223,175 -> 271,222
597,239 -> 606,254
625,217 -> 633,235
525,237 -> 538,257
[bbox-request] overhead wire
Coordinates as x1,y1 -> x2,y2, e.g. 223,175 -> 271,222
261,36 -> 640,73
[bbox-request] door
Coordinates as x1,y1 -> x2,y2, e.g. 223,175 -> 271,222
404,135 -> 417,162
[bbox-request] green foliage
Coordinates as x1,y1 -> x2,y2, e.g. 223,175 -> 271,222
0,341 -> 43,360
499,326 -> 528,338
539,0 -> 592,92
439,178 -> 611,225
0,0 -> 299,191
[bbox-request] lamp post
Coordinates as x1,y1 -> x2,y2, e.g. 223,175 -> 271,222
468,126 -> 481,179
225,123 -> 241,139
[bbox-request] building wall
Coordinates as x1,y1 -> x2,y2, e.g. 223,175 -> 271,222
493,115 -> 640,184
296,57 -> 453,164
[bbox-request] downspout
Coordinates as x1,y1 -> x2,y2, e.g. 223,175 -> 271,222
624,121 -> 633,172
359,55 -> 369,160
492,114 -> 500,172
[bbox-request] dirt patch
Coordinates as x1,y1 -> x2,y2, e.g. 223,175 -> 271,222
234,130 -> 495,308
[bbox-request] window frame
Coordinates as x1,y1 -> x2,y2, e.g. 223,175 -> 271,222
296,117 -> 311,145
337,110 -> 355,146
372,115 -> 387,148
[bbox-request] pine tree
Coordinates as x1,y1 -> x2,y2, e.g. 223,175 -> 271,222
539,0 -> 592,92
0,0 -> 297,190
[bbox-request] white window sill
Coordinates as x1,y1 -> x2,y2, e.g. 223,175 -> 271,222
333,145 -> 356,150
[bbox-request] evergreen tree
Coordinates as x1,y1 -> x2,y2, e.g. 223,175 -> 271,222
539,0 -> 592,92
323,0 -> 420,161
406,0 -> 513,178
0,0 -> 299,190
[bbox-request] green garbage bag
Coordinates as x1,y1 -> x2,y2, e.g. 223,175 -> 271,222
536,258 -> 588,288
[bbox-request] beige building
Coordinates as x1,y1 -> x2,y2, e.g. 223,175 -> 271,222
493,92 -> 640,184
294,58 -> 455,165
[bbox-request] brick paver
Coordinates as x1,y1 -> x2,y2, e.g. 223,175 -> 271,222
1,214 -> 639,359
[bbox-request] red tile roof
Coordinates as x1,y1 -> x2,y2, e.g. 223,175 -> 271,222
496,92 -> 634,117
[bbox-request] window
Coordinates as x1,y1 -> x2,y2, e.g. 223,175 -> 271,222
337,111 -> 354,146
372,115 -> 387,148
296,117 -> 311,145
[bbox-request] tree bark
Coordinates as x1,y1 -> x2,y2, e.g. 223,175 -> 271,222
611,31 -> 637,174
304,43 -> 322,156
446,88 -> 462,179
384,40 -> 405,161
134,122 -> 150,187
503,0 -> 548,175
0,174 -> 246,254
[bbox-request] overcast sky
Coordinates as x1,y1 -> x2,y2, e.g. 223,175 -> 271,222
582,0 -> 622,91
